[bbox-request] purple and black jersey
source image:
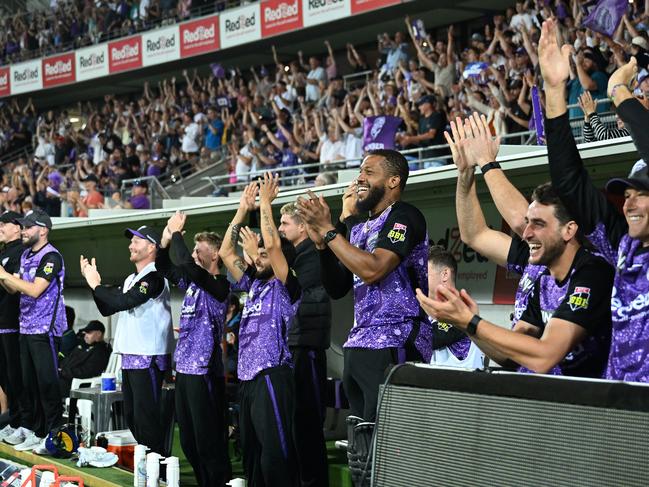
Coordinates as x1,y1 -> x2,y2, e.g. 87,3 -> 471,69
344,201 -> 432,361
546,107 -> 649,382
19,243 -> 67,337
233,267 -> 301,381
155,234 -> 231,376
508,236 -> 612,377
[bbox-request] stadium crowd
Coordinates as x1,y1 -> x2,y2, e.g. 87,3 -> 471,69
2,0 -> 649,218
0,0 -> 241,65
0,1 -> 649,486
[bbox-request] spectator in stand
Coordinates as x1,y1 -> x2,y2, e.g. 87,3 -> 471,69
204,106 -> 224,154
379,30 -> 409,71
397,95 -> 448,167
305,55 -> 327,103
181,111 -> 201,160
568,48 -> 609,119
578,91 -> 629,143
112,180 -> 151,210
69,174 -> 104,218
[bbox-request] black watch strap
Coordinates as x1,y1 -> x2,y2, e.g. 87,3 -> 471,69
480,161 -> 501,176
467,314 -> 481,336
323,229 -> 338,245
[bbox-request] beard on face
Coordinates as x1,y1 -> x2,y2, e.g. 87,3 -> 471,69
356,184 -> 386,213
23,230 -> 39,247
256,266 -> 274,280
531,234 -> 565,267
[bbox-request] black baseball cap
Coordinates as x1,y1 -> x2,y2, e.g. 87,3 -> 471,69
81,320 -> 105,334
124,225 -> 161,246
16,208 -> 52,229
417,95 -> 434,106
606,160 -> 649,194
0,211 -> 22,224
83,174 -> 99,183
133,179 -> 148,188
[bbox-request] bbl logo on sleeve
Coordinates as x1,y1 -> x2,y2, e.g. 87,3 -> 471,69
387,223 -> 407,244
568,286 -> 590,311
139,281 -> 149,294
43,262 -> 54,276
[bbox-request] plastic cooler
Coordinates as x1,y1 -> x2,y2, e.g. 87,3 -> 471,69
101,430 -> 137,470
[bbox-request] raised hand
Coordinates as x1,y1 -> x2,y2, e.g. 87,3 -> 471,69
578,91 -> 596,117
296,191 -> 333,238
238,226 -> 260,261
80,255 -> 101,289
258,172 -> 279,206
607,56 -> 638,97
341,180 -> 359,221
166,211 -> 187,235
538,18 -> 571,89
239,182 -> 259,213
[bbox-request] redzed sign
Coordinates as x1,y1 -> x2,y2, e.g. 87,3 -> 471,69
180,16 -> 219,58
42,52 -> 75,88
108,36 -> 142,73
262,0 -> 302,37
0,67 -> 10,97
350,0 -> 399,14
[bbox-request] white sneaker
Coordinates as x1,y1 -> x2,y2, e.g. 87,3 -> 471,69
4,427 -> 27,445
0,425 -> 15,441
76,447 -> 118,468
14,432 -> 42,451
32,437 -> 51,456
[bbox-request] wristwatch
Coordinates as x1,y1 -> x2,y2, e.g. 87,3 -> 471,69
323,229 -> 338,245
480,161 -> 501,176
467,314 -> 482,336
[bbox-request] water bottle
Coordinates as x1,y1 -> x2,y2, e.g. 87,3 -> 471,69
134,444 -> 148,487
161,456 -> 179,487
146,452 -> 162,487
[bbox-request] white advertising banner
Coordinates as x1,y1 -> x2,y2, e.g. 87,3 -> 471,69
142,25 -> 181,67
75,44 -> 109,82
11,60 -> 42,94
219,4 -> 261,49
302,0 -> 351,27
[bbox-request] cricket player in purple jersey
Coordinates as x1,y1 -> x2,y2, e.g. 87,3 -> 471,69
156,212 -> 232,487
219,174 -> 301,487
0,209 -> 67,454
419,114 -> 613,377
297,149 -> 431,423
538,19 -> 649,382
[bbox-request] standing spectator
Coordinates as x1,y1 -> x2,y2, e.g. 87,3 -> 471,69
181,112 -> 201,160
568,48 -> 609,119
578,91 -> 629,143
204,107 -> 225,154
306,57 -> 327,102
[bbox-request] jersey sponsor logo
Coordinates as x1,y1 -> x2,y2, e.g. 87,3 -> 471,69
139,281 -> 149,294
568,286 -> 590,311
519,272 -> 535,294
437,321 -> 452,332
387,222 -> 407,244
43,262 -> 54,275
611,287 -> 649,321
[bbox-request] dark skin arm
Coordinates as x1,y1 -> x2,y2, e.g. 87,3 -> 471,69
297,191 -> 400,285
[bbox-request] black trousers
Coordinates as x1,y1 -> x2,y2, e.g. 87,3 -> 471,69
20,334 -> 63,437
122,365 -> 165,455
343,348 -> 403,422
0,332 -> 28,429
239,365 -> 298,487
176,371 -> 231,487
290,347 -> 328,487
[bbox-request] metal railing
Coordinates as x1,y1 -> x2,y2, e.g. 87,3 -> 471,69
343,70 -> 374,91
